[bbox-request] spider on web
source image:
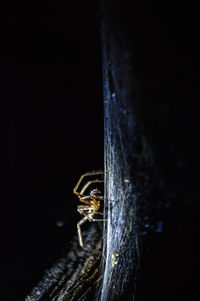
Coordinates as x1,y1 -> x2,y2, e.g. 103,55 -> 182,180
73,171 -> 105,247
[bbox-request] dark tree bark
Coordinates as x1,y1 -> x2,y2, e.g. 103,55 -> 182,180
24,224 -> 103,301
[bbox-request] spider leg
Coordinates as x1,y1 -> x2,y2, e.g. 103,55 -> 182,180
90,217 -> 107,221
90,212 -> 107,221
80,179 -> 104,195
77,211 -> 107,247
73,171 -> 104,196
77,212 -> 96,247
79,196 -> 94,205
77,215 -> 89,247
77,209 -> 87,216
77,206 -> 92,217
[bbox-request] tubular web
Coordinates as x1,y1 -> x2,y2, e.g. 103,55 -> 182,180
98,21 -> 140,301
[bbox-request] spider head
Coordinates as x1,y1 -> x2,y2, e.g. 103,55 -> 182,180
90,188 -> 102,199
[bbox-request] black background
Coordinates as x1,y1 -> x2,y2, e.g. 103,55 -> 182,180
5,1 -> 103,300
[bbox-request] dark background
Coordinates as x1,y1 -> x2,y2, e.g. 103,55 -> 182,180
5,1 -> 103,300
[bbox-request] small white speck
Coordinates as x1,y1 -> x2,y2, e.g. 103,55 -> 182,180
111,252 -> 119,267
124,179 -> 130,183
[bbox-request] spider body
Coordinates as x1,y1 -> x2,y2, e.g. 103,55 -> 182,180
73,171 -> 104,247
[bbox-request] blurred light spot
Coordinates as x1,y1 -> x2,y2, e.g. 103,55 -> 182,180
56,220 -> 64,227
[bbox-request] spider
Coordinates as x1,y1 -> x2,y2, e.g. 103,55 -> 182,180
73,171 -> 105,247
